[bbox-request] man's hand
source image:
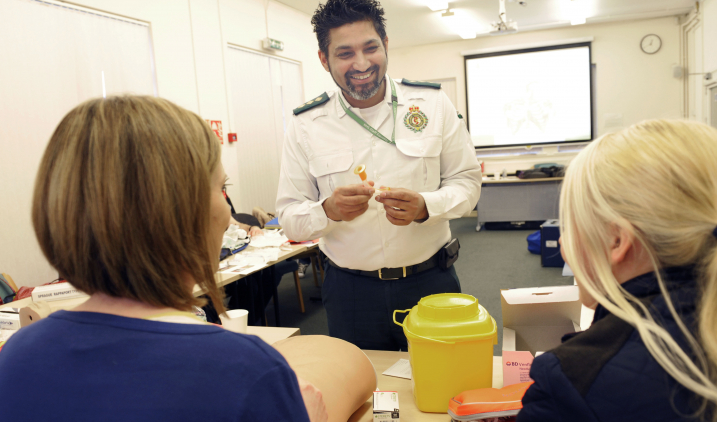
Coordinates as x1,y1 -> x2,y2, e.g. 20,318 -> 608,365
231,218 -> 264,237
322,182 -> 375,222
375,187 -> 428,226
248,226 -> 264,237
297,377 -> 328,422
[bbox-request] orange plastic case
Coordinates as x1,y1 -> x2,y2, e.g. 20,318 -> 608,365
447,381 -> 533,421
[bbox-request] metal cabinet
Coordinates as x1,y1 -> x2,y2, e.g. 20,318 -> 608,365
476,178 -> 562,231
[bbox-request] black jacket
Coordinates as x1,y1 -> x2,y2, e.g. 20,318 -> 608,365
517,266 -> 701,422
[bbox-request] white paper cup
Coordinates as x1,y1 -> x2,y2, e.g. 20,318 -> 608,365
219,309 -> 249,334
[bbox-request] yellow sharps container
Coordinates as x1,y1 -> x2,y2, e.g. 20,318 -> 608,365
393,293 -> 497,413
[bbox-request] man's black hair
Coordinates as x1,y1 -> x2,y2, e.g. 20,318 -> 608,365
311,0 -> 387,56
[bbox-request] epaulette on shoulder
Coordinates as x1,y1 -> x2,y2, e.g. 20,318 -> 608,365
401,78 -> 441,89
293,93 -> 330,115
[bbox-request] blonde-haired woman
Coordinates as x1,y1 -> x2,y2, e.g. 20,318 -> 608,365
0,96 -> 325,422
518,120 -> 717,422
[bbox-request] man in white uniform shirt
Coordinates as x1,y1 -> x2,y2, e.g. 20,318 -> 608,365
276,0 -> 481,350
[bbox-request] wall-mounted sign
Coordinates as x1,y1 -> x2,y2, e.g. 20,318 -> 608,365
262,37 -> 284,51
205,120 -> 223,143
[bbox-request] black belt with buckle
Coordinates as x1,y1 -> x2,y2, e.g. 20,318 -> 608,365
327,253 -> 440,280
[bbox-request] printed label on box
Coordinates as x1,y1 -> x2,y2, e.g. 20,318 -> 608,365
0,313 -> 21,330
503,351 -> 534,386
32,283 -> 88,302
373,391 -> 399,422
545,240 -> 558,248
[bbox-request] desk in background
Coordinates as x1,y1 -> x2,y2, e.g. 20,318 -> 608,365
2,243 -> 318,327
194,243 -> 318,326
476,177 -> 563,231
194,243 -> 313,295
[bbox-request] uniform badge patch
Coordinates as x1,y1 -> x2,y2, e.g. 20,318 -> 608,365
404,105 -> 428,133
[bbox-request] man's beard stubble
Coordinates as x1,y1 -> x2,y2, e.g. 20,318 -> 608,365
329,62 -> 386,102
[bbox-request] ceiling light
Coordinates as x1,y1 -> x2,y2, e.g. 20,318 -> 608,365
426,0 -> 449,11
442,10 -> 476,39
567,0 -> 588,25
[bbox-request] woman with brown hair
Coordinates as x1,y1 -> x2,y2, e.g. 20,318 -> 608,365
0,96 -> 326,421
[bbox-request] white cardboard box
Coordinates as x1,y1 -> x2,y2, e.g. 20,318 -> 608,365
0,311 -> 21,330
373,390 -> 399,421
32,283 -> 88,303
500,285 -> 581,386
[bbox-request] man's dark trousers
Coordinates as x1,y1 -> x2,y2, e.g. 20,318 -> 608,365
321,264 -> 461,351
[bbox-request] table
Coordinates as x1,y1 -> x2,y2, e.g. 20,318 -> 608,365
0,296 -> 32,311
194,243 -> 314,295
2,243 -> 319,327
476,177 -> 563,231
349,351 -> 503,422
1,297 -> 299,346
246,326 -> 300,344
194,243 -> 319,326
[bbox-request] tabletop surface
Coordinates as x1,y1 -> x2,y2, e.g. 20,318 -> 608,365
193,243 -> 314,296
349,351 -> 504,422
246,326 -> 300,344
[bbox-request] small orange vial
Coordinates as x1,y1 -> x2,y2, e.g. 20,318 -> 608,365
354,164 -> 367,182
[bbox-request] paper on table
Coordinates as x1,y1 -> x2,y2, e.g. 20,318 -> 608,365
221,264 -> 262,276
220,256 -> 266,275
222,225 -> 248,250
249,232 -> 289,248
243,247 -> 281,262
382,358 -> 412,380
229,256 -> 265,267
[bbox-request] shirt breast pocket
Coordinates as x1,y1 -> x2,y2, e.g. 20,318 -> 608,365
395,136 -> 442,191
308,150 -> 354,199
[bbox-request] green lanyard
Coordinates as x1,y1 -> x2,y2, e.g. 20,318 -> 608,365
338,77 -> 398,145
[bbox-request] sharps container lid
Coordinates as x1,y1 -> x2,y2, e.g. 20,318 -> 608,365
404,293 -> 496,342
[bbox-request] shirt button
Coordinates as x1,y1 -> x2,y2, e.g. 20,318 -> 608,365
372,140 -> 376,146
385,241 -> 389,247
377,175 -> 381,180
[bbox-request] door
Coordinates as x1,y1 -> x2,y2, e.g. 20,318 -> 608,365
225,46 -> 303,214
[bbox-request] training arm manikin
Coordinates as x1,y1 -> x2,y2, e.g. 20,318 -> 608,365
273,335 -> 377,422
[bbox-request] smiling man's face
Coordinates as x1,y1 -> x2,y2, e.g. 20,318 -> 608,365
319,20 -> 388,105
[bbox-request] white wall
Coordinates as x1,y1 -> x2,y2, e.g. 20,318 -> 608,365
62,0 -> 333,209
703,0 -> 717,76
388,16 -> 684,173
699,0 -> 717,128
1,0 -> 333,287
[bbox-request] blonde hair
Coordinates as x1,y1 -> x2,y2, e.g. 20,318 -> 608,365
32,96 -> 225,314
560,119 -> 717,419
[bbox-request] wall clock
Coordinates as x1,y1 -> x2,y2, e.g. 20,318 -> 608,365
640,34 -> 662,54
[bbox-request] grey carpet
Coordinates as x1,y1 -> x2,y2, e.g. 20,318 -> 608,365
263,217 -> 573,354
